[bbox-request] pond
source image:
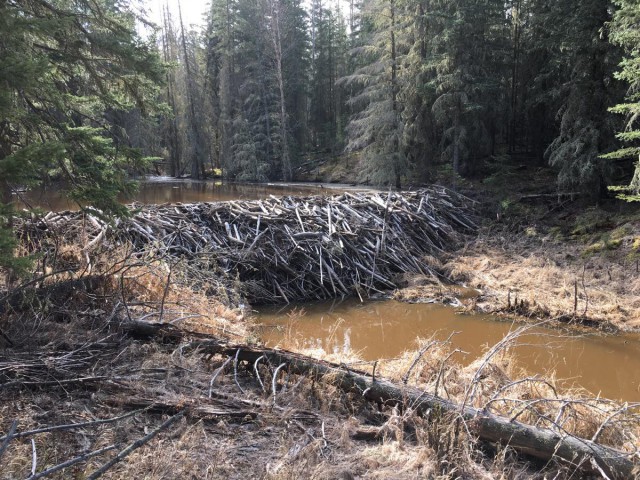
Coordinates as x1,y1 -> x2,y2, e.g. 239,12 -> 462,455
15,177 -> 349,211
18,178 -> 640,403
255,297 -> 640,403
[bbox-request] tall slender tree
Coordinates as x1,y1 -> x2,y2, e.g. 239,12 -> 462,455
342,0 -> 408,188
160,4 -> 183,177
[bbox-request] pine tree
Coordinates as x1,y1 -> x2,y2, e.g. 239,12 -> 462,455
206,0 -> 241,177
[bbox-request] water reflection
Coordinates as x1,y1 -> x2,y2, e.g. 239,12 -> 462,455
15,178 -> 341,212
255,298 -> 640,402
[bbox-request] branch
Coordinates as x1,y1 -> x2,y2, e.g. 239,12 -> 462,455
27,444 -> 118,480
86,411 -> 185,480
0,409 -> 146,442
0,420 -> 18,462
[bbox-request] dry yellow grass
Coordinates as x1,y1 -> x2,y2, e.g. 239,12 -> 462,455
2,207 -> 640,479
396,222 -> 640,330
2,297 -> 639,479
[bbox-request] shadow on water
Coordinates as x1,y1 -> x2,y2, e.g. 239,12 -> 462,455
254,297 -> 640,403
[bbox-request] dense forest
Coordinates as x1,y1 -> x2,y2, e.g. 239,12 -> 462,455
2,0 -> 640,267
157,0 -> 640,195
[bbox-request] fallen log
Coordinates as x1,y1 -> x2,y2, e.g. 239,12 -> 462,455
196,341 -> 637,480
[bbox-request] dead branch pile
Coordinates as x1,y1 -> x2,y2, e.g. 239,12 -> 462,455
200,339 -> 639,480
1,273 -> 639,479
21,188 -> 476,304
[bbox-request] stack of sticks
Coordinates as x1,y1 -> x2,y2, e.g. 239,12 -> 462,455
21,188 -> 476,304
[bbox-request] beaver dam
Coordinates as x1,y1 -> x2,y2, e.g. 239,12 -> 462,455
3,188 -> 640,479
21,188 -> 476,304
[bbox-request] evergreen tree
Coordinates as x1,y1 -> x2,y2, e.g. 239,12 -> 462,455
399,0 -> 438,181
604,0 -> 640,197
160,4 -> 183,177
309,2 -> 349,153
426,0 -> 507,176
0,0 -> 164,272
342,0 -> 408,188
204,0 -> 309,181
178,3 -> 208,179
543,0 -> 619,197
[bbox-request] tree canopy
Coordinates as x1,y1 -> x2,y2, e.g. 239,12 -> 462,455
0,0 -> 165,271
604,0 -> 640,199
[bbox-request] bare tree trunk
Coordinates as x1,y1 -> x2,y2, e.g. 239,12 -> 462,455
0,126 -> 16,287
0,122 -> 13,208
178,1 -> 206,180
509,0 -> 522,154
453,96 -> 461,175
268,0 -> 293,181
203,12 -> 221,172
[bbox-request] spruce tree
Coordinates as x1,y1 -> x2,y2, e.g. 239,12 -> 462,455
342,0 -> 408,188
309,2 -> 349,153
426,0 -> 507,176
543,0 -> 619,197
0,0 -> 164,273
604,0 -> 640,197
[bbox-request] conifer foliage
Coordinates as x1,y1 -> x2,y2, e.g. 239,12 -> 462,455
605,0 -> 640,198
0,0 -> 164,271
163,0 -> 640,198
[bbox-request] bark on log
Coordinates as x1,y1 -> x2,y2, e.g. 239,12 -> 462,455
197,341 -> 637,480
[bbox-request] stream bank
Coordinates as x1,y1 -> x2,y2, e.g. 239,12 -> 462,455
254,297 -> 640,402
393,213 -> 640,332
2,267 -> 639,479
2,185 -> 640,479
299,155 -> 640,332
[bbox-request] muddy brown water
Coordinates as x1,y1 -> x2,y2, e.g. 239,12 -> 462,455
255,298 -> 640,403
18,179 -> 640,402
15,177 -> 346,211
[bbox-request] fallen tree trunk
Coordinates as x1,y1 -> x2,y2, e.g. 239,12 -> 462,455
197,341 -> 637,479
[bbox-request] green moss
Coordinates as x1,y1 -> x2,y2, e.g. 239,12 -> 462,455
571,208 -> 612,236
582,236 -> 623,256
